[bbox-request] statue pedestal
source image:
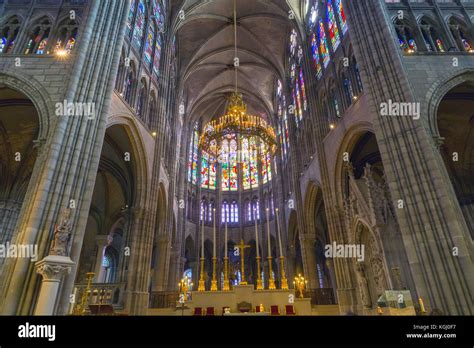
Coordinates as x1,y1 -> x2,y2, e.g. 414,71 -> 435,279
34,255 -> 75,315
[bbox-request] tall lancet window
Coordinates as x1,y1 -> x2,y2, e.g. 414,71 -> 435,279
24,18 -> 52,55
288,29 -> 308,127
132,0 -> 146,52
0,17 -> 20,54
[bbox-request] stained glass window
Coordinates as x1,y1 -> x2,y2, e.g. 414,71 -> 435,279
327,0 -> 340,50
132,0 -> 146,51
249,137 -> 259,189
311,32 -> 322,78
188,125 -> 199,185
200,199 -> 206,221
230,200 -> 239,223
252,199 -> 260,220
144,21 -> 155,67
201,152 -> 209,188
242,138 -> 251,190
222,201 -> 229,223
229,137 -> 238,191
276,80 -> 289,161
436,39 -> 445,52
221,139 -> 230,190
127,0 -> 137,38
246,200 -> 252,221
0,37 -> 6,53
334,0 -> 348,34
208,201 -> 214,222
319,20 -> 330,67
153,34 -> 162,77
309,3 -> 319,30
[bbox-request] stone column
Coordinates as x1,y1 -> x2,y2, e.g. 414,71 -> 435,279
93,235 -> 109,283
34,255 -> 75,315
344,0 -> 474,314
152,236 -> 170,291
300,235 -> 318,290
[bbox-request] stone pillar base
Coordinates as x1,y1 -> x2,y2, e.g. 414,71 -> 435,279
35,255 -> 75,315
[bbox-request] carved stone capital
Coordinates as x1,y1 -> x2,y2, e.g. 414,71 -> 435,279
35,255 -> 75,281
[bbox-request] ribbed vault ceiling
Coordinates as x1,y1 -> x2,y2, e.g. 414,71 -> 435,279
173,0 -> 299,128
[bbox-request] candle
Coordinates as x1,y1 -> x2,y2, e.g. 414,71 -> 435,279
266,208 -> 271,256
201,215 -> 204,258
276,208 -> 283,257
225,210 -> 228,258
255,209 -> 259,258
213,208 -> 216,257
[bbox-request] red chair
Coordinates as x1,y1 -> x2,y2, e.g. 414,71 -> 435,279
255,305 -> 261,313
193,307 -> 203,316
270,305 -> 280,316
285,305 -> 296,315
206,307 -> 215,316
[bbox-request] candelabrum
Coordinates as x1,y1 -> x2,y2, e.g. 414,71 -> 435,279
198,257 -> 206,291
256,256 -> 263,290
179,276 -> 193,300
210,257 -> 218,291
73,272 -> 94,315
223,257 -> 230,291
293,274 -> 307,299
268,256 -> 276,290
279,256 -> 289,290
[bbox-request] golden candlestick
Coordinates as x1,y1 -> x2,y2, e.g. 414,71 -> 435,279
74,272 -> 94,315
198,257 -> 206,291
268,256 -> 276,290
279,256 -> 288,290
211,257 -> 218,291
293,274 -> 306,298
418,297 -> 426,314
223,257 -> 230,291
256,256 -> 263,290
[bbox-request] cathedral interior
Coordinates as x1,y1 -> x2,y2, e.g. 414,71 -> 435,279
0,0 -> 473,318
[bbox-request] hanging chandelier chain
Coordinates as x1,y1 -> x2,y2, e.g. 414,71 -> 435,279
197,0 -> 278,159
234,0 -> 238,93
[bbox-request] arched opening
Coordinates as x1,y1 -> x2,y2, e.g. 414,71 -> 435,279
24,17 -> 52,55
339,130 -> 410,313
0,16 -> 21,54
0,86 -> 40,249
77,124 -> 139,286
437,80 -> 474,237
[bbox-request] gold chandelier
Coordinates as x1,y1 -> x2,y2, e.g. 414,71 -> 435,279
197,0 -> 277,158
198,93 -> 277,157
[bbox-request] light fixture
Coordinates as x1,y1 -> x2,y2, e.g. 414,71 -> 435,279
152,131 -> 157,137
55,49 -> 68,58
329,123 -> 335,130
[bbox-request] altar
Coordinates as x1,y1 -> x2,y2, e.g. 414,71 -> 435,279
178,285 -> 312,316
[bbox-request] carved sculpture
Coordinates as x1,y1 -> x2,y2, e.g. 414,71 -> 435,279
49,208 -> 72,256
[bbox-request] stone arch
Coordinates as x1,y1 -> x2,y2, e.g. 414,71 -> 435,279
433,74 -> 474,237
333,122 -> 375,208
0,84 -> 41,247
0,72 -> 52,140
426,70 -> 474,138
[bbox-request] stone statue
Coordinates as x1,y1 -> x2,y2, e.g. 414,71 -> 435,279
356,263 -> 372,308
49,208 -> 72,256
